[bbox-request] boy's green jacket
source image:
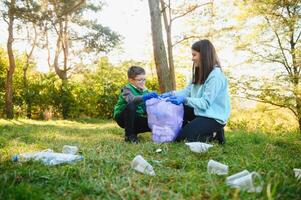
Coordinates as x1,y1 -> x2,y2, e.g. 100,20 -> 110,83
113,83 -> 148,119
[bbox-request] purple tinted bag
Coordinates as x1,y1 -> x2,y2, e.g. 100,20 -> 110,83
146,98 -> 184,143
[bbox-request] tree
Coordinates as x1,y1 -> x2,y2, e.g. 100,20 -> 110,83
148,0 -> 214,91
40,0 -> 121,118
22,23 -> 38,118
3,0 -> 16,119
1,0 -> 41,119
159,0 -> 213,89
148,0 -> 172,92
234,0 -> 301,132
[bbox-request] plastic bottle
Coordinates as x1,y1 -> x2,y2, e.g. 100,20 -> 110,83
12,149 -> 83,165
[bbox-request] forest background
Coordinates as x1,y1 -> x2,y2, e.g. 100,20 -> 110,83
0,0 -> 300,134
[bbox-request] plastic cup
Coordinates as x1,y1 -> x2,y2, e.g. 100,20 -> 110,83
131,155 -> 155,176
185,142 -> 213,153
293,168 -> 301,180
207,159 -> 228,175
62,145 -> 79,155
230,171 -> 263,193
226,170 -> 250,184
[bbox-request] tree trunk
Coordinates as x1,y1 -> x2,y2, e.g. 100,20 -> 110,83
166,24 -> 176,90
61,79 -> 70,119
53,21 -> 69,118
23,62 -> 31,118
53,23 -> 67,80
24,25 -> 37,119
5,0 -> 16,119
148,0 -> 172,92
160,0 -> 176,90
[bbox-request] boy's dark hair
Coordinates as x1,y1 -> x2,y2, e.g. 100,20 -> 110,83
127,66 -> 145,78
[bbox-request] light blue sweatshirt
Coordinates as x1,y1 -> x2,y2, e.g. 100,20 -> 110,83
175,67 -> 230,124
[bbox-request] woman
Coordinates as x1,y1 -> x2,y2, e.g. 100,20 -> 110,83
162,39 -> 230,144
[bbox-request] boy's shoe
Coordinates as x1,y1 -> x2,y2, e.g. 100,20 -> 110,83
125,134 -> 139,144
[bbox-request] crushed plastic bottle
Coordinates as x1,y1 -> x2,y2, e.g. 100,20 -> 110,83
12,149 -> 83,166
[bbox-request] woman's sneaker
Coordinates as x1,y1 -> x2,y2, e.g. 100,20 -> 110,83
125,134 -> 139,143
216,128 -> 225,145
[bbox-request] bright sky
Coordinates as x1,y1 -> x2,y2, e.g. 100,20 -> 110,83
98,0 -> 152,63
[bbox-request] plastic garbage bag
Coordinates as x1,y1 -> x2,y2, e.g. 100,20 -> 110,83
146,98 -> 184,143
12,149 -> 83,166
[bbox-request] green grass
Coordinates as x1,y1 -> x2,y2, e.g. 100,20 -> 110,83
0,119 -> 300,200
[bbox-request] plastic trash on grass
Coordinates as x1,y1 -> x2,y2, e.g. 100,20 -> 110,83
62,145 -> 79,155
131,155 -> 156,176
155,148 -> 162,153
226,170 -> 263,193
12,149 -> 83,166
185,142 -> 213,153
293,168 -> 301,180
207,159 -> 228,175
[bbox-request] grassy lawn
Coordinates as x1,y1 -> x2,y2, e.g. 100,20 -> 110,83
0,119 -> 300,200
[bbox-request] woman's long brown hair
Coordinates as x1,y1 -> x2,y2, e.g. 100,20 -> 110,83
191,40 -> 221,84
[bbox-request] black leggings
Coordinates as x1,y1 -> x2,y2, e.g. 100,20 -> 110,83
175,105 -> 225,142
115,102 -> 150,137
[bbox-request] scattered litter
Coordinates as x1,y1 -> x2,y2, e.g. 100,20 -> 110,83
62,145 -> 79,155
12,149 -> 83,166
226,170 -> 263,193
185,142 -> 213,153
207,159 -> 228,175
131,155 -> 156,176
226,170 -> 250,184
293,168 -> 301,180
155,148 -> 162,153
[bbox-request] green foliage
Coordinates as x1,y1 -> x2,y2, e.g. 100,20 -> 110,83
0,119 -> 300,199
232,0 -> 301,130
228,102 -> 299,134
0,49 -> 8,117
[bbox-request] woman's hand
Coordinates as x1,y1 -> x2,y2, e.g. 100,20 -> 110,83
159,91 -> 173,98
166,96 -> 186,105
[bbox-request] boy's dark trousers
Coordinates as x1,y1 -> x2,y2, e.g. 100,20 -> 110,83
175,105 -> 225,143
115,102 -> 150,137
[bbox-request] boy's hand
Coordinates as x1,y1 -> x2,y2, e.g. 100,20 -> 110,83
166,96 -> 186,105
142,92 -> 158,101
159,91 -> 173,98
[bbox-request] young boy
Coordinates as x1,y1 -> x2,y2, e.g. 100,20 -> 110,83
113,66 -> 158,143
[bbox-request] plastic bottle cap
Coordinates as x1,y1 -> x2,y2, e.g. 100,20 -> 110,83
12,155 -> 19,162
